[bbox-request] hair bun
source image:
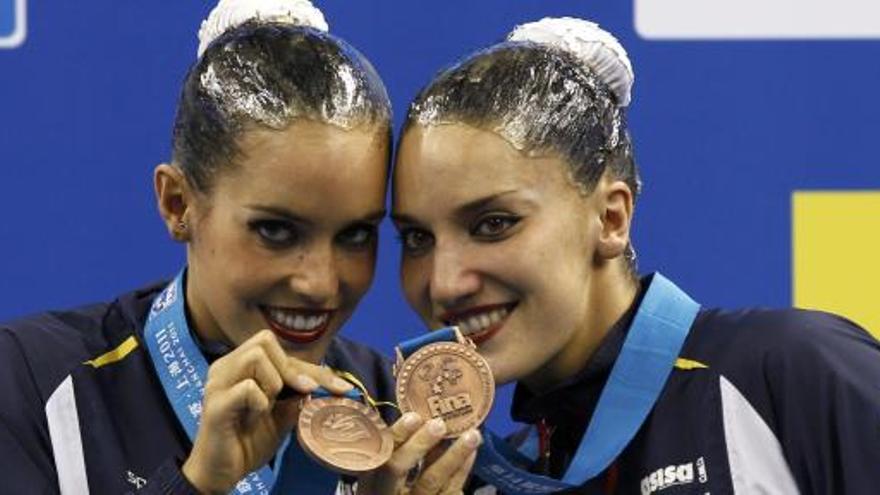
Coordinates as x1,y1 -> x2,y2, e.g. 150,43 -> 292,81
197,0 -> 329,57
507,17 -> 633,107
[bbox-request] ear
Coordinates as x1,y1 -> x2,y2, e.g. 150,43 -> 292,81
595,177 -> 634,260
154,163 -> 193,242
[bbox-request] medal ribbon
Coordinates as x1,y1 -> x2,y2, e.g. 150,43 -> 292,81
477,272 -> 699,493
333,370 -> 398,411
397,273 -> 700,494
144,271 -> 339,494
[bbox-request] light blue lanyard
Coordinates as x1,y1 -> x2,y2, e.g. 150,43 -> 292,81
468,273 -> 700,493
144,271 -> 338,494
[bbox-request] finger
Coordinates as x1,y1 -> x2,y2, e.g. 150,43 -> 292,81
390,412 -> 425,447
412,430 -> 481,495
442,448 -> 478,495
205,378 -> 270,428
383,418 -> 448,479
205,344 -> 283,400
301,362 -> 355,395
247,330 -> 353,395
248,330 -> 313,392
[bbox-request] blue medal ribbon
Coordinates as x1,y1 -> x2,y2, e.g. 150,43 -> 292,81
398,273 -> 700,494
144,271 -> 340,494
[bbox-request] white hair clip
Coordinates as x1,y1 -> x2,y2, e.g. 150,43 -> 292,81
508,17 -> 634,107
197,0 -> 329,57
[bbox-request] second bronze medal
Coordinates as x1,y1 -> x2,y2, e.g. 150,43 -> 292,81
395,327 -> 494,438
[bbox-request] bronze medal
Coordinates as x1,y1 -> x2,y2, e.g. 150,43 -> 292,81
297,395 -> 393,475
395,329 -> 494,438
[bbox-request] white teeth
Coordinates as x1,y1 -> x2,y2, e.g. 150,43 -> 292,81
489,310 -> 501,324
267,308 -> 328,332
454,307 -> 510,335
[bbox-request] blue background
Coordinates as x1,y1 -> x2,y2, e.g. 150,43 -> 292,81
0,0 -> 14,37
1,1 -> 878,431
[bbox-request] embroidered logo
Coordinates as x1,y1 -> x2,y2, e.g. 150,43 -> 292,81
640,456 -> 708,495
126,470 -> 147,489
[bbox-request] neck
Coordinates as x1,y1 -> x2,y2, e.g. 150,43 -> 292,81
523,264 -> 639,393
183,266 -> 228,347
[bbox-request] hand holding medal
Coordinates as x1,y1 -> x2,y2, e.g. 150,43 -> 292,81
180,330 -> 355,494
352,326 -> 492,494
394,327 -> 494,437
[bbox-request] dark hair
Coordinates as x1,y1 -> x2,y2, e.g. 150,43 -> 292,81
405,41 -> 640,271
173,22 -> 391,192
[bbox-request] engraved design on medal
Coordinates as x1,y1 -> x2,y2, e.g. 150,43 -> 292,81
297,396 -> 393,475
320,411 -> 372,443
396,341 -> 494,438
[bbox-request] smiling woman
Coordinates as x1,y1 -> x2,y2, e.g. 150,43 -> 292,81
0,0 -> 479,494
158,120 -> 388,362
393,16 -> 880,494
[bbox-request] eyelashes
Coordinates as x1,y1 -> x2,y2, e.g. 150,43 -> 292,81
470,214 -> 521,239
248,219 -> 378,250
396,212 -> 523,256
397,228 -> 434,255
335,224 -> 378,250
249,219 -> 297,247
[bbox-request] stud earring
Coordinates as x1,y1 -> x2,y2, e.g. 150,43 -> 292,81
172,220 -> 188,241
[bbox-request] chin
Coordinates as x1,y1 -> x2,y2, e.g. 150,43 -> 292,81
484,355 -> 520,386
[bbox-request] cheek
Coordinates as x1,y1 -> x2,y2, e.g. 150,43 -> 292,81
339,252 -> 378,297
399,257 -> 430,309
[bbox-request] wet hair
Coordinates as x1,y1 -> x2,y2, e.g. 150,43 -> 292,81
172,22 -> 392,192
405,40 -> 641,272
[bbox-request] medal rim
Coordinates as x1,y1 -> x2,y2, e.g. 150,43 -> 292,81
296,395 -> 393,475
395,341 -> 495,438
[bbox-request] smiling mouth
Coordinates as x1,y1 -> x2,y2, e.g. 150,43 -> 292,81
441,302 -> 517,345
260,306 -> 333,344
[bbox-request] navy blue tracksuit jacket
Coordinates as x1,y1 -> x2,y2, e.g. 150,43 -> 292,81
470,281 -> 880,494
0,281 -> 396,494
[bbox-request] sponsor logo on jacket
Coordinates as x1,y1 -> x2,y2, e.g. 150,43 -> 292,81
641,457 -> 707,495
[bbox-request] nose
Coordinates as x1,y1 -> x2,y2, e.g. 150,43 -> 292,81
289,242 -> 339,306
428,240 -> 481,310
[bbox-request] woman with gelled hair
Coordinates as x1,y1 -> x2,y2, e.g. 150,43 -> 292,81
0,1 -> 479,493
393,17 -> 880,494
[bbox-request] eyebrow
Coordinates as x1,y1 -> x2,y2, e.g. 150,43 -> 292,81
391,190 -> 520,225
247,205 -> 387,224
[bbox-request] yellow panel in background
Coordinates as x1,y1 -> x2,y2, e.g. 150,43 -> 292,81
793,191 -> 880,339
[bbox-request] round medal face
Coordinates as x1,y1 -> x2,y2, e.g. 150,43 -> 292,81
396,341 -> 494,438
297,396 -> 393,475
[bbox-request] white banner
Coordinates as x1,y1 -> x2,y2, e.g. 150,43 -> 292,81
0,0 -> 26,49
635,0 -> 880,39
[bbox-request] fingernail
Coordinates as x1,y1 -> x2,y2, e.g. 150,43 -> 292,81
294,374 -> 318,391
402,412 -> 421,429
427,418 -> 446,436
464,430 -> 481,448
332,377 -> 353,390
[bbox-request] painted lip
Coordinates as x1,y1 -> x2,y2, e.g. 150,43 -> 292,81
259,306 -> 334,345
440,302 -> 518,346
